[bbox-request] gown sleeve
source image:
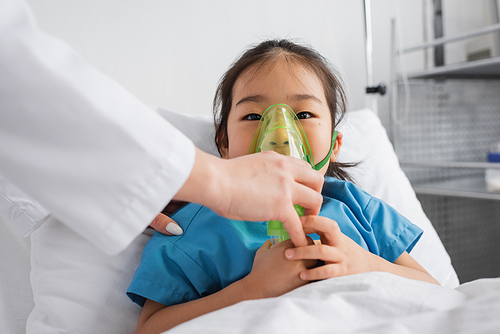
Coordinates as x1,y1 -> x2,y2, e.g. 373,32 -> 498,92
362,196 -> 423,262
127,231 -> 217,307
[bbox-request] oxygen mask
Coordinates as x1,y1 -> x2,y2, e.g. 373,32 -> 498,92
250,103 -> 314,165
250,104 -> 337,244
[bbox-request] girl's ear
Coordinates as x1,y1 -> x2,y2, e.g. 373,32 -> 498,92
216,135 -> 229,159
330,132 -> 343,162
219,146 -> 229,159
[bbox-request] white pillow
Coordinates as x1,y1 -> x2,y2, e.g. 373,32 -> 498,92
26,108 -> 458,334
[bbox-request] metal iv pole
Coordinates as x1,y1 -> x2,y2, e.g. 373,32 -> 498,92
363,0 -> 386,115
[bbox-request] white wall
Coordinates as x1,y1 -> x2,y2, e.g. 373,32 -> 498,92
26,0 -> 488,131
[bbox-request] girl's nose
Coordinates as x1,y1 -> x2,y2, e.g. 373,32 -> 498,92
266,128 -> 291,155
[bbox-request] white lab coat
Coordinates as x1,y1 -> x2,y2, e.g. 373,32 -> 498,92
0,0 -> 196,255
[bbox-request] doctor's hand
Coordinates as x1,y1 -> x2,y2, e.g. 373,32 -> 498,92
148,200 -> 188,235
149,213 -> 183,236
174,148 -> 324,247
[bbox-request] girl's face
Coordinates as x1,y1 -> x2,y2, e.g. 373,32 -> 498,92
219,57 -> 342,175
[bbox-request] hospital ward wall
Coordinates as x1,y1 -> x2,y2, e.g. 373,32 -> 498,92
26,1 -> 496,282
27,0 -> 484,131
26,0 -> 424,130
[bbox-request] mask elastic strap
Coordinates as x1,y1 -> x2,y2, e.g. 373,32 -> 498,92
313,131 -> 338,171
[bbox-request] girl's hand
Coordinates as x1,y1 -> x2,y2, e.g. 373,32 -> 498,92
285,216 -> 376,281
243,239 -> 317,298
286,216 -> 440,285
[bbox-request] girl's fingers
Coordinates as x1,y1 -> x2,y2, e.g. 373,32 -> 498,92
300,215 -> 343,246
299,264 -> 344,281
261,239 -> 273,250
285,244 -> 341,263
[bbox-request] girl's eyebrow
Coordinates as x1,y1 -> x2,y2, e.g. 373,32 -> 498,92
290,94 -> 322,104
236,94 -> 322,106
235,95 -> 265,106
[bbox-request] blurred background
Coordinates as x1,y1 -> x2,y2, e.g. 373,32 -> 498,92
27,0 -> 500,283
26,0 -> 489,129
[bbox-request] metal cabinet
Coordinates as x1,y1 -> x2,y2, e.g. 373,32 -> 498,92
390,19 -> 500,282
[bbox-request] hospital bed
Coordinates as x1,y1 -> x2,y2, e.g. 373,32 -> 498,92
1,108 -> 499,334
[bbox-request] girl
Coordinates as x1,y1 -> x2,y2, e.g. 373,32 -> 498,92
127,39 -> 438,333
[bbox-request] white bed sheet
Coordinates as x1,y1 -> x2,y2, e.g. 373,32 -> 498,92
169,272 -> 500,334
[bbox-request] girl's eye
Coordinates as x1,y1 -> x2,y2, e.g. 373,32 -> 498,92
296,111 -> 313,119
243,113 -> 262,121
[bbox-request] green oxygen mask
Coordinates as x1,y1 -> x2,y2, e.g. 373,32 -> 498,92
249,103 -> 338,244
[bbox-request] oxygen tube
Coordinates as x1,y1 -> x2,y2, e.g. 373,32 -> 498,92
249,104 -> 338,244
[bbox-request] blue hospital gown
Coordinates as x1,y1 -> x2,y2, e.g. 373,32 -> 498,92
127,177 -> 422,307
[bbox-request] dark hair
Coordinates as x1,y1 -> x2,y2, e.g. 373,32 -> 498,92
213,39 -> 356,182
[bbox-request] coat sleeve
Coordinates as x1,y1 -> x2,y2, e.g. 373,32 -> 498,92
0,173 -> 51,237
0,0 -> 196,255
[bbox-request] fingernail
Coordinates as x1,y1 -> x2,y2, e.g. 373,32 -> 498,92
300,272 -> 308,280
166,222 -> 183,235
285,249 -> 295,258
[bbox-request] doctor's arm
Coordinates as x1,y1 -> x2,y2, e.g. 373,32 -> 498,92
0,0 -> 322,254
